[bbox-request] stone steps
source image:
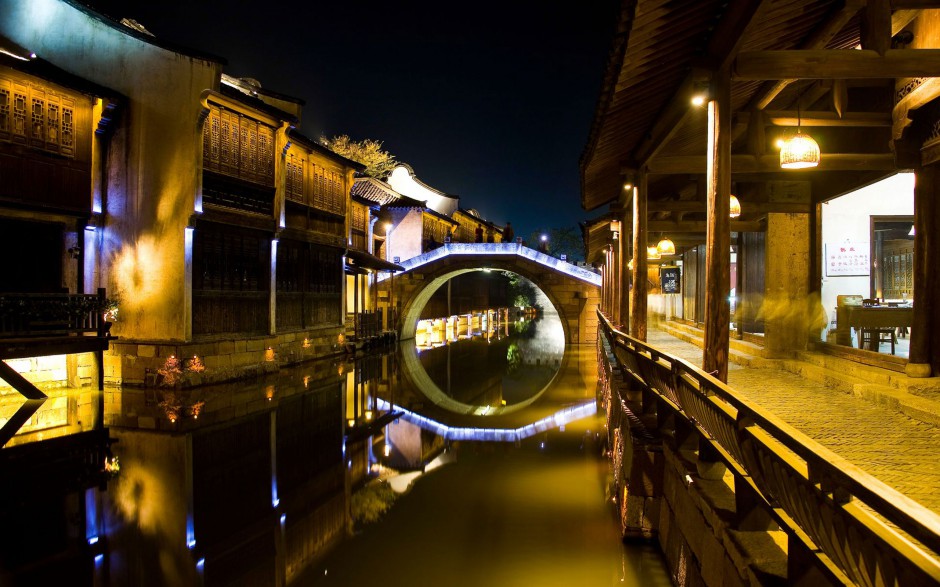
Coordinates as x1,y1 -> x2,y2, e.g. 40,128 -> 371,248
654,319 -> 940,426
655,320 -> 766,367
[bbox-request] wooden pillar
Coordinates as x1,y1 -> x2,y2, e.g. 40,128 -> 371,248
611,224 -> 621,326
703,71 -> 731,381
631,174 -> 648,341
618,206 -> 630,330
907,164 -> 936,377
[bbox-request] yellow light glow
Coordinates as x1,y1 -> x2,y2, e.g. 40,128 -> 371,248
646,246 -> 661,260
729,195 -> 741,218
657,238 -> 675,256
365,410 -> 373,421
691,94 -> 706,107
627,258 -> 635,271
779,132 -> 820,169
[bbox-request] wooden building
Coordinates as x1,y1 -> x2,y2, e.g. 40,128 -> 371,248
1,3 -> 368,387
582,0 -> 940,380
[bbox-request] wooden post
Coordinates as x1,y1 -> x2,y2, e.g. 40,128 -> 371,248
617,204 -> 629,330
907,164 -> 935,377
631,173 -> 648,341
703,70 -> 731,381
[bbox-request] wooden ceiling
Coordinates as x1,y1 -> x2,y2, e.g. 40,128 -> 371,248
580,0 -> 940,244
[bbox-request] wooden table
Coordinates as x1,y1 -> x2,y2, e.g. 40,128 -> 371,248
837,306 -> 913,350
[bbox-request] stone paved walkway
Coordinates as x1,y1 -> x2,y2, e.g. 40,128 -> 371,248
646,328 -> 940,514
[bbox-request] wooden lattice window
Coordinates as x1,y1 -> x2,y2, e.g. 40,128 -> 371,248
310,166 -> 345,215
202,104 -> 275,185
352,204 -> 365,233
882,242 -> 913,300
286,153 -> 304,203
0,76 -> 76,157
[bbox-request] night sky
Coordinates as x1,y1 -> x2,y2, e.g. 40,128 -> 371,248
82,0 -> 620,241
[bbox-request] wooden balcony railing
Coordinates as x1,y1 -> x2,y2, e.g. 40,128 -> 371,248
0,289 -> 109,338
598,310 -> 940,586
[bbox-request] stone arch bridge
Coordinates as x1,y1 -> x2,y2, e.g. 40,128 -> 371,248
378,243 -> 602,344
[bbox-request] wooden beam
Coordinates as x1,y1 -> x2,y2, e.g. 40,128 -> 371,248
647,153 -> 897,174
632,77 -> 697,167
746,1 -> 863,110
648,200 -> 812,214
734,49 -> 940,80
861,0 -> 892,55
633,0 -> 771,166
891,0 -> 940,8
649,220 -> 766,232
743,110 -> 892,127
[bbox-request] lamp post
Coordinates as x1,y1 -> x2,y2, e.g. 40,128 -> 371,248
610,220 -> 622,325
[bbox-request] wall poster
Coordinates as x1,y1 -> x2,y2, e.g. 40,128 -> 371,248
825,242 -> 870,276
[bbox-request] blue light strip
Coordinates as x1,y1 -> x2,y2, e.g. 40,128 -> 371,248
375,242 -> 601,286
374,399 -> 596,442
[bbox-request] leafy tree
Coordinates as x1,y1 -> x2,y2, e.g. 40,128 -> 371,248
527,226 -> 585,262
505,273 -> 540,309
321,134 -> 398,178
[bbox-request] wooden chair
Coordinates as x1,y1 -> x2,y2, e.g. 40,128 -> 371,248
860,327 -> 896,354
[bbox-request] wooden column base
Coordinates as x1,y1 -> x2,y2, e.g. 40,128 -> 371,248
905,362 -> 932,378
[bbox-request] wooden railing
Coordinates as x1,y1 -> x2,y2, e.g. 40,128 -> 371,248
598,310 -> 940,586
0,289 -> 108,338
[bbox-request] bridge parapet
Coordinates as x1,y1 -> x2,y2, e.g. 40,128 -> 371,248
378,242 -> 601,286
598,311 -> 940,586
388,242 -> 601,344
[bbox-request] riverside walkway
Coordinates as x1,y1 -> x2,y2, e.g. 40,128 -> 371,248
648,322 -> 940,513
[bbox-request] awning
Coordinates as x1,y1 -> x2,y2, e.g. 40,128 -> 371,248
345,249 -> 404,272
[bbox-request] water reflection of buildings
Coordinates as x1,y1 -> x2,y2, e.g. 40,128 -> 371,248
1,313 -> 588,585
413,307 -> 511,349
99,361 -> 348,586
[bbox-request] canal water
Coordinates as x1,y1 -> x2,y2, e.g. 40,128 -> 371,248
102,309 -> 670,586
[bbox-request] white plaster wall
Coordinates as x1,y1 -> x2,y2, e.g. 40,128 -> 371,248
820,173 -> 914,318
1,0 -> 222,341
387,166 -> 459,216
387,209 -> 424,262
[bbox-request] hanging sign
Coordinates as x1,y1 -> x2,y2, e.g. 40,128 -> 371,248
660,266 -> 680,294
825,242 -> 870,276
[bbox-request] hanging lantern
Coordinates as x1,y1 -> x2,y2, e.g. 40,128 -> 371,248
646,246 -> 661,260
729,194 -> 741,218
656,237 -> 675,256
779,131 -> 820,169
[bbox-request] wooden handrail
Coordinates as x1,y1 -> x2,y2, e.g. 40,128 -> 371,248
0,290 -> 108,338
598,310 -> 940,585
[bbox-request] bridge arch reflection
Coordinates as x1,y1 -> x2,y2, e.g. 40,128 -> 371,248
385,243 -> 601,344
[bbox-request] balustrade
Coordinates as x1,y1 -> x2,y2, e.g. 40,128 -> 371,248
598,310 -> 940,586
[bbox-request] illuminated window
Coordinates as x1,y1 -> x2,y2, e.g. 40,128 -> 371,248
0,75 -> 76,157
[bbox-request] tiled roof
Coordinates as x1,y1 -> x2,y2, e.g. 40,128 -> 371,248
352,177 -> 404,205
